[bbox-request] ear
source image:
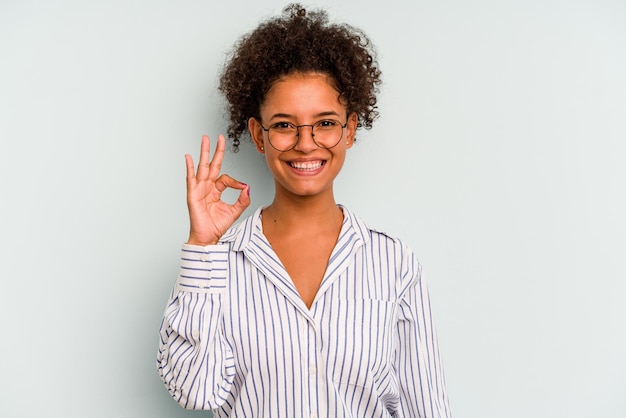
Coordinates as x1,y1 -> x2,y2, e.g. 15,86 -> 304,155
248,117 -> 265,154
345,112 -> 358,149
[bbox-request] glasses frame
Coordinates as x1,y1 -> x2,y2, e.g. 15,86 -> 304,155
259,118 -> 349,152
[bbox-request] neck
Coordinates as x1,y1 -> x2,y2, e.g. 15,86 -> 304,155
262,188 -> 342,234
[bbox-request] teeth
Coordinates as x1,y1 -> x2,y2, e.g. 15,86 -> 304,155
290,161 -> 323,171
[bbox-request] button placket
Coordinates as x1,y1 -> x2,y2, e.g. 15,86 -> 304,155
306,318 -> 319,418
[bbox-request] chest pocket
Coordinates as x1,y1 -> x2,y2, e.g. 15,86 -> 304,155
324,299 -> 397,387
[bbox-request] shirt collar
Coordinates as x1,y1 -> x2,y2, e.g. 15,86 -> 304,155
220,205 -> 372,252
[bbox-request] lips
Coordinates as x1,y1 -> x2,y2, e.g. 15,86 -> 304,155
288,160 -> 326,171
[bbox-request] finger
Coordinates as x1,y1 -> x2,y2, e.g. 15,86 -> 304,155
231,184 -> 252,216
208,135 -> 226,181
195,135 -> 212,180
214,174 -> 247,193
185,154 -> 196,185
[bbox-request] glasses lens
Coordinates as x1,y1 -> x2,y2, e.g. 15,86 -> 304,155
267,122 -> 297,151
311,120 -> 344,149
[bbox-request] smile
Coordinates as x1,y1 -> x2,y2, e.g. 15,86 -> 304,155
288,160 -> 326,171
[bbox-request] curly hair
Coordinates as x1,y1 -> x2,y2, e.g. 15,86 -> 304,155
218,3 -> 382,152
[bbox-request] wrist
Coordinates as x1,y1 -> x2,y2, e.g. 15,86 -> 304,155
186,231 -> 219,246
186,238 -> 219,246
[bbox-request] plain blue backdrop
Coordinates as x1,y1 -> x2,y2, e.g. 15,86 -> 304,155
1,0 -> 625,416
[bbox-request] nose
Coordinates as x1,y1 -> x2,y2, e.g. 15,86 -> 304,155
293,125 -> 318,152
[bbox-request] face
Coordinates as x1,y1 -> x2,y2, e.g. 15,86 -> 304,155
248,72 -> 357,200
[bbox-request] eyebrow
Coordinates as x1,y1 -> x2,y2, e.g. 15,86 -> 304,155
268,111 -> 342,120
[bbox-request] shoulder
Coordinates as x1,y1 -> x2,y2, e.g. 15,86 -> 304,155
342,205 -> 411,248
341,205 -> 419,267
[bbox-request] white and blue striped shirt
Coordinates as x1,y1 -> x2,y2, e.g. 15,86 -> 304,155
157,206 -> 451,417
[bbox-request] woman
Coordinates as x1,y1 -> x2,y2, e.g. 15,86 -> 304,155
157,4 -> 451,417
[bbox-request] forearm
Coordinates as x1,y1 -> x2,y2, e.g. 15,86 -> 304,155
397,251 -> 451,417
157,244 -> 235,410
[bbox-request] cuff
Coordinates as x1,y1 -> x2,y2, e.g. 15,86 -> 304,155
175,243 -> 230,293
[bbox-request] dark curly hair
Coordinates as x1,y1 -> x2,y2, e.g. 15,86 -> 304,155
218,3 -> 382,152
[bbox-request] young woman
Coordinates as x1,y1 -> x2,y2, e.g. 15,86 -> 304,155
157,4 -> 451,417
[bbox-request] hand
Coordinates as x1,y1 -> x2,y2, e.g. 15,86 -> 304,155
185,134 -> 251,246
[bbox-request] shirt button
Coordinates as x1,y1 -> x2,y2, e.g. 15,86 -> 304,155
310,414 -> 318,418
309,367 -> 316,375
191,329 -> 200,338
199,254 -> 208,262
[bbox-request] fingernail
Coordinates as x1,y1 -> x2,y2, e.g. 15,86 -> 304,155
247,186 -> 251,196
240,182 -> 247,186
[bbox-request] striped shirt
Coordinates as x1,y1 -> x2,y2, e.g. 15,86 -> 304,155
157,206 -> 451,417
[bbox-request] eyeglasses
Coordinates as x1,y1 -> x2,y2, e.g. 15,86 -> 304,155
259,118 -> 348,152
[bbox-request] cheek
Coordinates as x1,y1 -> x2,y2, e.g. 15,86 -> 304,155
263,151 -> 282,172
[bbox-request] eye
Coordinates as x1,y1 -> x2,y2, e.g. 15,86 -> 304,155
315,119 -> 340,129
270,121 -> 295,132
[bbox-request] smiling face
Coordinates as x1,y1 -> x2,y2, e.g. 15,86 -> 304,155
249,72 -> 357,201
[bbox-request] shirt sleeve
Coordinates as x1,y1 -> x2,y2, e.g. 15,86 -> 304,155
156,244 -> 235,410
396,247 -> 452,417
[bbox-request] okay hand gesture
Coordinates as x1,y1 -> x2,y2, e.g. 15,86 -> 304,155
185,135 -> 251,246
